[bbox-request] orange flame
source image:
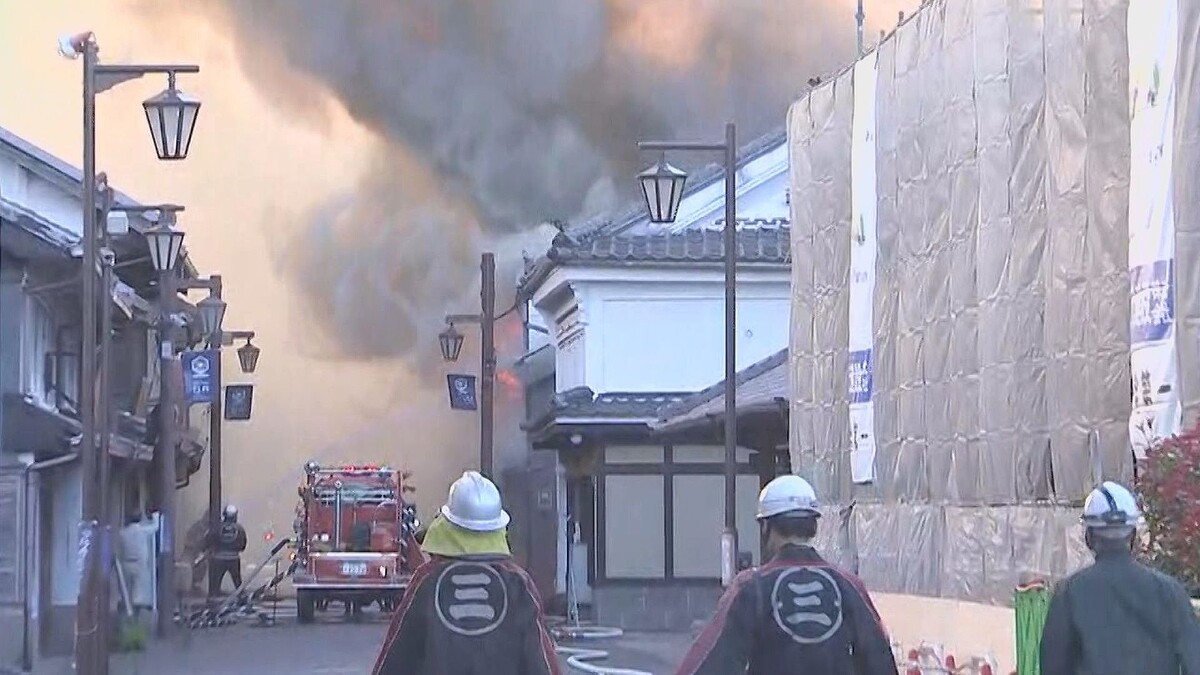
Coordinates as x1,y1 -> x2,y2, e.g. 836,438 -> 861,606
497,369 -> 521,396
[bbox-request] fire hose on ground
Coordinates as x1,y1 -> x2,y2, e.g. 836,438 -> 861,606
551,623 -> 654,675
549,533 -> 655,675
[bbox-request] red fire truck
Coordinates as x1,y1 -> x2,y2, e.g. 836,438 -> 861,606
291,461 -> 424,623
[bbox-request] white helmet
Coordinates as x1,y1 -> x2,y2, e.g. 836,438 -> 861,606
1081,481 -> 1142,531
223,504 -> 238,521
756,475 -> 821,520
440,471 -> 511,532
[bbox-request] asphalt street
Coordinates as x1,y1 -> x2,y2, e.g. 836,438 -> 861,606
31,604 -> 693,675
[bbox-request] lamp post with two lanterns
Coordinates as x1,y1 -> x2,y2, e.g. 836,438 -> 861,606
59,30 -> 201,674
636,122 -> 741,588
165,276 -> 261,598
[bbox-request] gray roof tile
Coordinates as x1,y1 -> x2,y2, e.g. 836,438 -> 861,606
653,348 -> 789,432
547,220 -> 791,265
524,386 -> 692,431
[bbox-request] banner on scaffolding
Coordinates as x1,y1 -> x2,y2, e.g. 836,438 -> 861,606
848,50 -> 879,484
1128,0 -> 1181,460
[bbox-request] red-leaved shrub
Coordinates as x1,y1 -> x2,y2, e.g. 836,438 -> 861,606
1137,425 -> 1200,593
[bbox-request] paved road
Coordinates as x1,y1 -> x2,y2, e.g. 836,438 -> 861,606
31,605 -> 693,674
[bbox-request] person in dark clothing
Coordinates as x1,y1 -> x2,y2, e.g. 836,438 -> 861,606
1040,480 -> 1200,675
372,471 -> 561,675
675,475 -> 897,675
209,504 -> 248,595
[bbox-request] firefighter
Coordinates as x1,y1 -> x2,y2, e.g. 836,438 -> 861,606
209,504 -> 248,596
1040,480 -> 1200,675
674,475 -> 897,675
372,471 -> 561,675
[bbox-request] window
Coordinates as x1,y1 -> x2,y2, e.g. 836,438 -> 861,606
603,475 -> 665,578
596,444 -> 761,582
20,295 -> 56,406
672,475 -> 724,577
671,474 -> 763,577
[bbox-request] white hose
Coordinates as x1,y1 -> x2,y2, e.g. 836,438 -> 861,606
552,624 -> 655,675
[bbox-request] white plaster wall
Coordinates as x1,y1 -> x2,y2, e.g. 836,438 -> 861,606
535,271 -> 791,396
0,148 -> 153,244
0,156 -> 81,241
577,272 -> 790,394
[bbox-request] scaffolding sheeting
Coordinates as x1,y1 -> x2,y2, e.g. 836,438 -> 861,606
787,0 -> 1200,604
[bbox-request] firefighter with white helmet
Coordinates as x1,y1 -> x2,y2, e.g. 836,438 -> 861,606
1040,480 -> 1200,675
674,475 -> 897,675
372,471 -> 560,675
208,504 -> 248,596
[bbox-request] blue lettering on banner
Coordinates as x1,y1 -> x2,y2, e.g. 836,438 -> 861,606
1130,259 -> 1175,344
848,349 -> 873,404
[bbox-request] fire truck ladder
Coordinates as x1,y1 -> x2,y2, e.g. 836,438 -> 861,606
179,537 -> 298,629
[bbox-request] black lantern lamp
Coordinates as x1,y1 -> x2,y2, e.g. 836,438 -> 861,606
638,155 -> 688,223
196,293 -> 226,341
142,73 -> 201,161
237,339 -> 261,373
439,323 -> 465,362
144,222 -> 185,272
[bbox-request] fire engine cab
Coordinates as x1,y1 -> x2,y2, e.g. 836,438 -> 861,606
291,461 -> 423,623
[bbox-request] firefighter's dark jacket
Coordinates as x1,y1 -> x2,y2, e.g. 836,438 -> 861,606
1040,544 -> 1200,675
674,544 -> 898,675
209,522 -> 247,562
372,553 -> 562,675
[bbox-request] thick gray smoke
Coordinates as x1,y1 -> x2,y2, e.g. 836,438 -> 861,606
139,0 -> 872,362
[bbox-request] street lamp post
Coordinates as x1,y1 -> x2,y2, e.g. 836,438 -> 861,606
171,276 -> 227,598
637,122 -> 740,587
439,253 -> 498,477
60,31 -> 200,673
200,279 -> 227,598
128,205 -> 187,638
176,279 -> 259,598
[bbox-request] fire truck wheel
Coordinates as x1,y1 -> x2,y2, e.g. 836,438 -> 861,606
297,590 -> 316,624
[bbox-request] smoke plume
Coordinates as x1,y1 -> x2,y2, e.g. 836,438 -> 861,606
138,0 -> 883,363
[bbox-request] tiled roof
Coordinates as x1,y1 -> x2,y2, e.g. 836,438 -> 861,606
547,220 -> 791,265
523,386 -> 692,431
653,348 -> 790,433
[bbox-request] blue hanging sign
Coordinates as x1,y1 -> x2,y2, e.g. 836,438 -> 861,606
225,384 -> 254,421
181,349 -> 220,405
447,374 -> 478,411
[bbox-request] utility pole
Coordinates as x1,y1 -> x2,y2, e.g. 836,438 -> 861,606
720,122 -> 739,585
207,275 -> 224,596
479,255 -> 496,478
440,253 -> 505,478
77,38 -> 104,675
62,31 -> 201,668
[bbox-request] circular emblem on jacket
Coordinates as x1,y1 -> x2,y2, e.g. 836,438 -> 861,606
770,566 -> 844,644
434,561 -> 509,636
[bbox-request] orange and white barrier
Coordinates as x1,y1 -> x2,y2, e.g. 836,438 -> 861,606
895,641 -> 999,675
